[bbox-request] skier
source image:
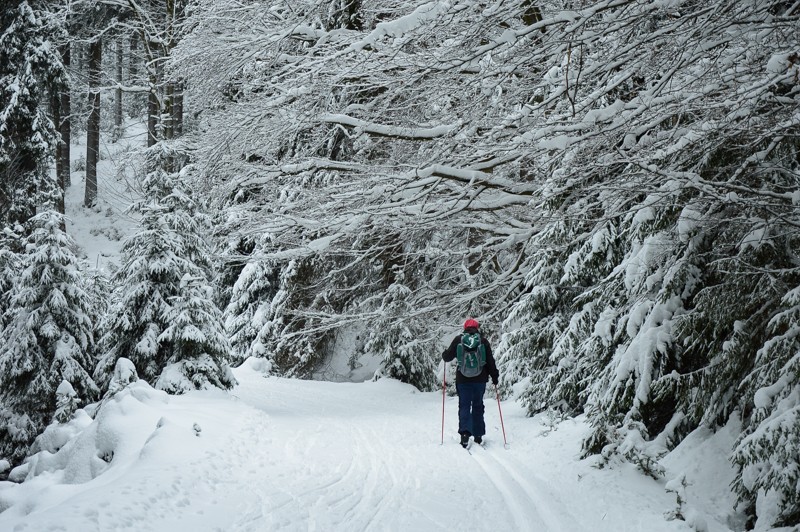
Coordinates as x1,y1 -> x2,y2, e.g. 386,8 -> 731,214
442,318 -> 499,448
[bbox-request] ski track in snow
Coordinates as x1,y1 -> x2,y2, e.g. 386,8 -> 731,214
212,371 -> 578,531
471,447 -> 580,532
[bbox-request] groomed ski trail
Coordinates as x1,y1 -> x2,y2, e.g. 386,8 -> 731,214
224,370 -> 577,532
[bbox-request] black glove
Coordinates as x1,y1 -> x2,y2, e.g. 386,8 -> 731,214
492,377 -> 499,386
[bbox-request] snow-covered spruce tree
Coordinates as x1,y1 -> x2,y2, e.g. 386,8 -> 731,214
240,255 -> 330,378
0,226 -> 23,327
367,268 -> 437,391
731,282 -> 800,528
155,272 -> 236,393
0,0 -> 65,226
497,214 -> 625,416
0,211 -> 99,464
492,0 -> 799,524
95,165 -> 234,393
223,234 -> 280,366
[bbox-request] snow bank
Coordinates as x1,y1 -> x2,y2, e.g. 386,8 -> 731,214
16,380 -> 171,486
0,374 -> 219,521
660,415 -> 744,530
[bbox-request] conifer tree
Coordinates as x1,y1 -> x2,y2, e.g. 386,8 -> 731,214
156,273 -> 236,393
0,211 -> 99,464
0,226 -> 22,328
96,167 -> 234,393
0,0 -> 64,226
223,235 -> 280,366
367,269 -> 437,392
245,257 -> 323,378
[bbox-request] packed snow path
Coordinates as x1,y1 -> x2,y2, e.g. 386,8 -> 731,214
1,363 -> 709,531
225,374 -> 576,532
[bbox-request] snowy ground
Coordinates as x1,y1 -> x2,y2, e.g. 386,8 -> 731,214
63,121 -> 146,273
0,361 -> 742,532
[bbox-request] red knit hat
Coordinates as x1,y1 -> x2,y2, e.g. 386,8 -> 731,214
464,318 -> 480,330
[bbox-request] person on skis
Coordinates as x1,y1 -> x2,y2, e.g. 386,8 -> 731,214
442,318 -> 499,448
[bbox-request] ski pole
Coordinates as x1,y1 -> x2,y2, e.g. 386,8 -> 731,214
441,366 -> 446,445
495,384 -> 508,448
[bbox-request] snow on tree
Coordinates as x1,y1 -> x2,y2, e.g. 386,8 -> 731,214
367,268 -> 437,392
223,235 -> 280,366
0,225 -> 23,327
732,283 -> 800,528
170,0 -> 517,345
53,380 -> 78,423
0,211 -> 99,465
155,272 -> 237,393
238,256 -> 328,378
97,357 -> 139,402
0,0 -> 64,226
96,163 -> 234,394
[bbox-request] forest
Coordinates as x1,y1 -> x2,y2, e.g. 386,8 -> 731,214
1,0 -> 798,528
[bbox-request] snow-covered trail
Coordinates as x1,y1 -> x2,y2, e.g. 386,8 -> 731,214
222,371 -> 575,532
1,363 -> 699,532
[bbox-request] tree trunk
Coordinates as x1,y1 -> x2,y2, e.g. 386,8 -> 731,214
60,44 -> 71,188
147,75 -> 159,147
85,39 -> 101,208
164,81 -> 173,141
52,82 -> 65,226
173,78 -> 183,137
114,38 -> 123,141
128,33 -> 139,118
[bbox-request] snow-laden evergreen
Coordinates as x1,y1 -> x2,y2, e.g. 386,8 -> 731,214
0,0 -> 63,225
223,235 -> 280,368
0,226 -> 23,327
95,165 -> 234,394
0,211 -> 98,464
366,268 -> 438,391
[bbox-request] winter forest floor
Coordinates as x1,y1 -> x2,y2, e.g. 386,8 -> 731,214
0,123 -> 748,531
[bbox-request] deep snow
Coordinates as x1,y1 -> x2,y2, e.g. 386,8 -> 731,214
0,361 -> 743,531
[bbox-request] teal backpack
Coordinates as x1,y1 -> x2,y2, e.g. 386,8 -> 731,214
456,332 -> 486,378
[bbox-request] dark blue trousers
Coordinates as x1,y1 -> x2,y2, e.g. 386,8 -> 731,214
456,382 -> 486,437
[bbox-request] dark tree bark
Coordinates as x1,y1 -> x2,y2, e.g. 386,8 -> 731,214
128,32 -> 140,118
60,44 -> 71,188
522,1 -> 544,27
173,78 -> 183,137
164,80 -> 173,141
51,83 -> 65,228
52,82 -> 62,206
147,75 -> 159,147
114,38 -> 123,141
85,38 -> 101,208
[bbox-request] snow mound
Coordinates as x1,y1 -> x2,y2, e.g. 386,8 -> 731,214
660,414 -> 743,530
0,377 -> 212,519
21,380 -> 171,485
